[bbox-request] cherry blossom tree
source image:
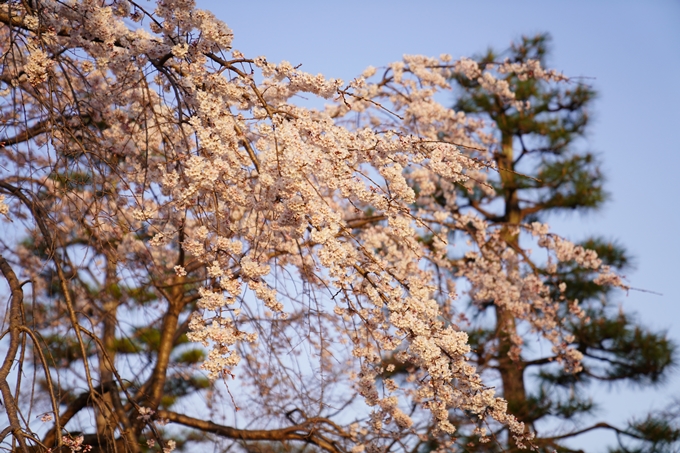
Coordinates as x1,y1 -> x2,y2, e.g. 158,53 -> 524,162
0,2 -> 671,453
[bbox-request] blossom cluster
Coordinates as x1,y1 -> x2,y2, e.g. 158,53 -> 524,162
0,0 -> 627,450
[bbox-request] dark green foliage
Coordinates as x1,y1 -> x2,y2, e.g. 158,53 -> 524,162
160,375 -> 210,408
571,310 -> 675,385
49,171 -> 92,191
452,34 -> 604,223
112,337 -> 142,354
533,153 -> 606,214
41,333 -> 96,368
173,348 -> 206,365
607,408 -> 680,453
454,34 -> 594,159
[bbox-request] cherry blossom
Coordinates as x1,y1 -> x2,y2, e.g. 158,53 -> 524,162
0,1 -> 628,451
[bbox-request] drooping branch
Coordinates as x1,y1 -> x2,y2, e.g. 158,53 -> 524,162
17,326 -> 62,447
40,382 -> 115,449
0,254 -> 30,453
0,119 -> 51,148
545,421 -> 648,442
0,181 -> 97,399
156,410 -> 344,453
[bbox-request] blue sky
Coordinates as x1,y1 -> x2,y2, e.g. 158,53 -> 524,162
196,1 -> 680,450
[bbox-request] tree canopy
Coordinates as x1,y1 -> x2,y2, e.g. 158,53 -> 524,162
0,2 -> 675,453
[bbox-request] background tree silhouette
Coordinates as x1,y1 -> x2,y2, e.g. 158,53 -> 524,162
439,33 -> 678,452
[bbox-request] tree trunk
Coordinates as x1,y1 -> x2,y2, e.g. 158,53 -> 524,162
496,133 -> 529,431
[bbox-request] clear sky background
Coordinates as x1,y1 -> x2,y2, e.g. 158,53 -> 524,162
196,1 -> 680,451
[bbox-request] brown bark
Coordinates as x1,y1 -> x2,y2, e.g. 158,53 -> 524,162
156,409 -> 343,453
95,255 -> 123,442
495,133 -> 529,428
134,280 -> 185,410
0,254 -> 30,453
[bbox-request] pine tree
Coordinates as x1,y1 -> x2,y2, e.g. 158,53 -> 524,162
446,33 -> 678,452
